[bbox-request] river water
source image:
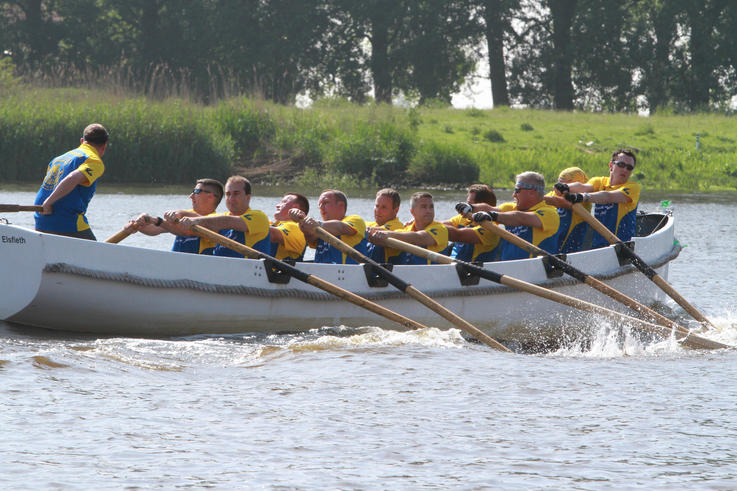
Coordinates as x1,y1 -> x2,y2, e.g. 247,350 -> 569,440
2,188 -> 737,489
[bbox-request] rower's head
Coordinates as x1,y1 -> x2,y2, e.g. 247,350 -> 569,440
513,171 -> 545,211
373,188 -> 400,226
82,123 -> 109,156
466,184 -> 496,206
608,149 -> 636,185
557,167 -> 588,185
190,178 -> 223,215
274,193 -> 309,221
224,176 -> 252,216
318,190 -> 347,221
409,192 -> 435,229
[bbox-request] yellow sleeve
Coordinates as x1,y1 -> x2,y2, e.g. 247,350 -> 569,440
498,202 -> 516,212
425,222 -> 448,253
241,209 -> 270,246
588,176 -> 607,192
618,181 -> 640,205
278,221 -> 306,256
341,215 -> 366,248
78,156 -> 105,186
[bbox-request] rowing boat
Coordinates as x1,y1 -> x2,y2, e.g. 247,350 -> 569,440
0,212 -> 679,343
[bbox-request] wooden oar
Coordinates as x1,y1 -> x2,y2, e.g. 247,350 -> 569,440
382,236 -> 728,350
571,203 -> 715,328
0,204 -> 43,212
105,225 -> 136,244
468,214 -> 692,336
309,225 -> 510,353
185,223 -> 431,333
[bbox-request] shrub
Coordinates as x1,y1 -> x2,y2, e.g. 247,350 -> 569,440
325,121 -> 417,186
483,129 -> 506,143
213,98 -> 276,160
520,123 -> 534,132
408,141 -> 479,184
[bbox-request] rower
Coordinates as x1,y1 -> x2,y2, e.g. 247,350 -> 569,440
445,184 -> 501,262
466,171 -> 560,260
365,188 -> 404,264
543,167 -> 591,253
557,149 -> 641,249
132,178 -> 224,254
290,189 -> 368,264
269,193 -> 310,261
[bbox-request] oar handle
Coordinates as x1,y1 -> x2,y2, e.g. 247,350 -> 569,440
105,227 -> 136,244
188,224 -> 429,331
0,204 -> 44,212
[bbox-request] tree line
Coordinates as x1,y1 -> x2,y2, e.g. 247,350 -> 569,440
2,0 -> 736,113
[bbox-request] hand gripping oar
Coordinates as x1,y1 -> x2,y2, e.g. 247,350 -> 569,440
308,225 -> 510,353
183,222 -> 430,332
571,203 -> 715,329
0,204 -> 43,212
381,236 -> 729,350
467,213 -> 693,336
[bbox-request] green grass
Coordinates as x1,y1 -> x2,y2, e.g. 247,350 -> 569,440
2,87 -> 736,191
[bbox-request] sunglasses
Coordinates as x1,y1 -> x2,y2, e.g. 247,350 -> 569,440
192,188 -> 213,195
613,161 -> 634,171
514,181 -> 542,194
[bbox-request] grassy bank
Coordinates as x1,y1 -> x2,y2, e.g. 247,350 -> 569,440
2,88 -> 736,192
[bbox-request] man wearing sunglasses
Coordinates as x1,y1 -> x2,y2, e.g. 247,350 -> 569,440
177,176 -> 271,258
131,178 -> 224,254
459,172 -> 560,261
556,149 -> 641,249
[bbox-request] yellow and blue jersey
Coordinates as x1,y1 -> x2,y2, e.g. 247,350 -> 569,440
270,220 -> 307,261
588,177 -> 641,248
313,215 -> 368,264
172,210 -> 220,254
498,201 -> 560,260
34,143 -> 105,233
214,208 -> 271,258
397,221 -> 449,265
447,214 -> 501,263
366,217 -> 403,263
545,191 -> 591,253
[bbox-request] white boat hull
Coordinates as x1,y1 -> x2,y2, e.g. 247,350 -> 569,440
0,214 -> 678,343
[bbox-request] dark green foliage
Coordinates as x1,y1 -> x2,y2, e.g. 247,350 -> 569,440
213,99 -> 277,161
0,97 -> 233,183
408,142 -> 479,184
326,121 -> 417,186
483,129 -> 505,142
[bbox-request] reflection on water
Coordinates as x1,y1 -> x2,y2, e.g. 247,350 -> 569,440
2,189 -> 737,488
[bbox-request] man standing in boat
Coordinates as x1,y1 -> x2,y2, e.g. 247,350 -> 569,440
34,123 -> 109,240
365,188 -> 404,263
177,176 -> 270,258
269,193 -> 310,261
543,167 -> 591,253
368,192 -> 449,265
132,178 -> 224,254
557,149 -> 641,248
464,171 -> 560,260
289,189 -> 368,264
444,184 -> 501,262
